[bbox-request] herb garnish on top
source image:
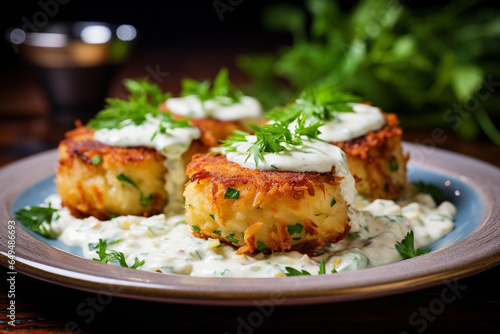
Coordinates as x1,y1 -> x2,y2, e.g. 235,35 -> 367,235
267,84 -> 362,125
87,78 -> 190,130
180,68 -> 242,106
221,115 -> 323,167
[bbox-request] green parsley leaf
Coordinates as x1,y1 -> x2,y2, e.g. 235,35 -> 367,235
331,268 -> 338,274
15,204 -> 59,239
224,188 -> 240,199
395,231 -> 431,259
257,241 -> 268,251
413,181 -> 447,204
318,259 -> 326,275
226,233 -> 239,244
92,238 -> 145,269
330,198 -> 337,207
181,68 -> 242,105
213,230 -> 221,235
91,155 -> 102,166
129,257 -> 146,269
209,214 -> 215,220
192,225 -> 201,232
116,173 -> 154,207
287,223 -> 303,235
284,267 -> 311,276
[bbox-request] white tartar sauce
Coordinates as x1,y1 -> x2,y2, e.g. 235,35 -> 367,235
45,189 -> 455,278
165,95 -> 263,122
221,135 -> 356,206
318,103 -> 386,142
93,114 -> 200,214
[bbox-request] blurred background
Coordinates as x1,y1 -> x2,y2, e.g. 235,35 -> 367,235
1,0 -> 499,166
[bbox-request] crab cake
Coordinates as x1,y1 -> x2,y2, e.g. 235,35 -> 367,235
56,126 -> 206,220
330,113 -> 407,200
184,153 -> 352,254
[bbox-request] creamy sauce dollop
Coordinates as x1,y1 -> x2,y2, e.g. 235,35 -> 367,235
165,95 -> 263,122
221,135 -> 356,206
318,103 -> 386,142
46,190 -> 455,278
93,114 -> 200,214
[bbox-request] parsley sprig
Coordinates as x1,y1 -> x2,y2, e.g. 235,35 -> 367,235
267,84 -> 362,124
92,239 -> 145,269
181,68 -> 242,105
15,204 -> 59,239
222,115 -> 323,167
395,231 -> 431,259
87,78 -> 189,131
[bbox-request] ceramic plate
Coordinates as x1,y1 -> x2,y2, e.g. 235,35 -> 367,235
1,143 -> 499,306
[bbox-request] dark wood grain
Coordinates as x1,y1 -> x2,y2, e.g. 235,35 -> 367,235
1,47 -> 499,334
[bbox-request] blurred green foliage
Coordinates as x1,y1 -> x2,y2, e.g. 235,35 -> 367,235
237,0 -> 500,143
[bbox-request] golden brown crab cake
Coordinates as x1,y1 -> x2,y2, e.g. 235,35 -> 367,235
333,113 -> 408,201
56,126 -> 206,220
183,153 -> 351,254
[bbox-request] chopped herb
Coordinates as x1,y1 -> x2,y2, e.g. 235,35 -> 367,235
389,156 -> 399,171
287,223 -> 303,235
195,250 -> 202,260
284,267 -> 311,276
15,204 -> 59,239
226,233 -> 239,244
314,213 -> 323,216
331,268 -> 338,274
395,231 -> 431,259
116,173 -> 154,207
220,269 -> 229,276
224,188 -> 240,199
348,232 -> 363,239
109,213 -> 117,219
413,181 -> 447,204
318,259 -> 326,275
257,241 -> 268,251
271,165 -> 278,169
91,155 -> 102,166
330,198 -> 337,207
292,237 -> 301,240
192,225 -> 201,232
209,214 -> 215,220
213,230 -> 222,235
184,204 -> 192,208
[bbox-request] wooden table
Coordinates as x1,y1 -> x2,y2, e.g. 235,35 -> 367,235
1,47 -> 500,334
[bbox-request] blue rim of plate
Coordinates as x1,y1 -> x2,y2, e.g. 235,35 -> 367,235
0,143 -> 499,306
